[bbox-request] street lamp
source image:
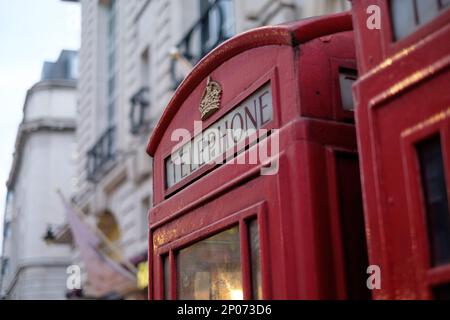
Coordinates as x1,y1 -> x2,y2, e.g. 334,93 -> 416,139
43,225 -> 56,244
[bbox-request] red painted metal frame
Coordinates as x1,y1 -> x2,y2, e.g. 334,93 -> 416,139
351,0 -> 450,299
147,13 -> 363,300
400,111 -> 450,299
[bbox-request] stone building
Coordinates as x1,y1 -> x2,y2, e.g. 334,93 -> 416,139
0,50 -> 78,299
72,0 -> 350,299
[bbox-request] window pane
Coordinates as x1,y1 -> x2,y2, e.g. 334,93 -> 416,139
417,0 -> 440,25
4,221 -> 11,239
417,136 -> 450,266
338,67 -> 357,111
177,226 -> 242,300
390,0 -> 417,40
249,219 -> 262,299
163,255 -> 170,299
108,75 -> 115,97
107,101 -> 115,125
391,0 -> 450,41
108,51 -> 115,73
1,258 -> 9,276
433,283 -> 450,300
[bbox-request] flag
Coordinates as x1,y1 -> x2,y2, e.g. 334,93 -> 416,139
59,193 -> 137,298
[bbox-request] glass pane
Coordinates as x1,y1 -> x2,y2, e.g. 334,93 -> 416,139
107,101 -> 115,125
417,0 -> 440,25
108,51 -> 115,73
417,136 -> 450,266
433,283 -> 450,300
338,67 -> 357,111
1,258 -> 9,276
163,255 -> 170,299
177,226 -> 242,300
4,221 -> 11,239
390,0 -> 417,40
108,75 -> 115,97
249,219 -> 262,299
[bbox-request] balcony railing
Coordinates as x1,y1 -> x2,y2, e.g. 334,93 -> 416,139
171,0 -> 233,88
129,87 -> 150,135
87,126 -> 117,182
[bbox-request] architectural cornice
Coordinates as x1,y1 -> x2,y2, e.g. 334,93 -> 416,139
1,257 -> 72,297
23,79 -> 77,115
28,79 -> 76,92
6,118 -> 76,189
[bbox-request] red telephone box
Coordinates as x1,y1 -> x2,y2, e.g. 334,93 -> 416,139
351,1 -> 450,299
147,12 -> 370,300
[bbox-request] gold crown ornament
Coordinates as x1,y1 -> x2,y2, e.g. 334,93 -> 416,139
199,76 -> 222,120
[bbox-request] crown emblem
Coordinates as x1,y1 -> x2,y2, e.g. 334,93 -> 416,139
199,76 -> 222,120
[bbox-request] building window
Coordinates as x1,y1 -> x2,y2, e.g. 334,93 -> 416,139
86,126 -> 117,182
106,0 -> 117,127
3,221 -> 11,239
87,0 -> 118,181
390,0 -> 450,40
5,191 -> 14,219
200,0 -> 235,49
417,135 -> 450,267
1,258 -> 9,276
338,67 -> 358,111
140,47 -> 150,88
141,196 -> 151,240
171,0 -> 235,88
129,48 -> 151,135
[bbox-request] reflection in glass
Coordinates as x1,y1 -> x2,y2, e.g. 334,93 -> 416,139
177,226 -> 242,300
249,219 -> 262,299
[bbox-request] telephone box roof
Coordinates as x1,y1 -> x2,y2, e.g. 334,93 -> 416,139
147,12 -> 352,156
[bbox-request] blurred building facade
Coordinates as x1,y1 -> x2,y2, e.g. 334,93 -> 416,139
0,50 -> 78,299
71,0 -> 350,299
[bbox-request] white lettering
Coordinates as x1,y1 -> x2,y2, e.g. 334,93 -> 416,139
166,83 -> 274,188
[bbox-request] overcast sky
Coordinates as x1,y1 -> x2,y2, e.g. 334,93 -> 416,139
0,0 -> 80,252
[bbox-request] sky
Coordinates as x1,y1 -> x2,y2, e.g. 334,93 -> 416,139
0,0 -> 80,252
